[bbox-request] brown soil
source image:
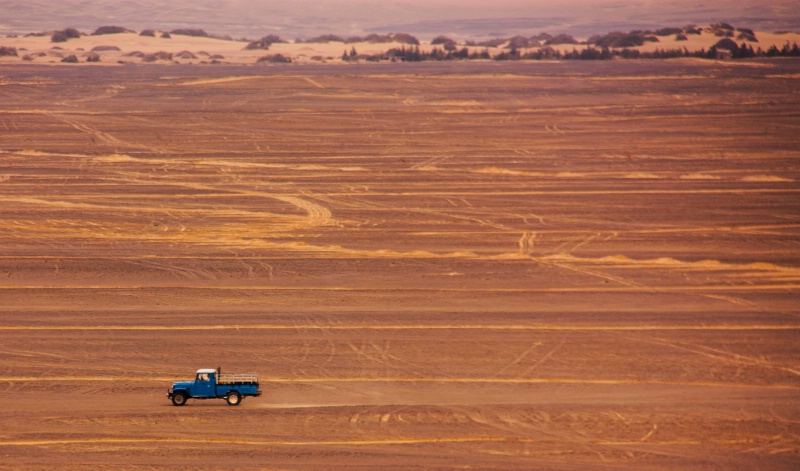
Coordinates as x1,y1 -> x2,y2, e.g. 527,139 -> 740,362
1,60 -> 799,469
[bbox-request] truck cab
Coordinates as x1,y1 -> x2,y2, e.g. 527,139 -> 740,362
167,368 -> 261,406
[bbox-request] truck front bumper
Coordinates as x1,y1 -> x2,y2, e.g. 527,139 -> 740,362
166,390 -> 173,399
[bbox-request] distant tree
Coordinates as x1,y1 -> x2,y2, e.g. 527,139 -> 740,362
386,45 -> 423,61
160,32 -> 171,39
471,48 -> 491,60
0,46 -> 18,56
734,43 -> 756,58
60,54 -> 79,63
139,29 -> 156,37
84,52 -> 101,62
452,47 -> 469,59
765,45 -> 780,57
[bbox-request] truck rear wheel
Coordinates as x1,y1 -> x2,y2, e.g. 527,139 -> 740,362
226,391 -> 242,406
172,391 -> 188,406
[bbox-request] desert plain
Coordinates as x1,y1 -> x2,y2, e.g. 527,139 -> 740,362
1,59 -> 799,468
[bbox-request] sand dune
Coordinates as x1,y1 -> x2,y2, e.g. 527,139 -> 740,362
1,26 -> 799,65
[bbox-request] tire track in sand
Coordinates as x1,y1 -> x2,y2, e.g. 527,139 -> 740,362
0,436 -> 511,448
2,376 -> 796,389
0,324 -> 797,331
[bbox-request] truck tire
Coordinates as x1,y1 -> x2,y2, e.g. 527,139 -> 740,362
172,391 -> 188,406
226,391 -> 242,406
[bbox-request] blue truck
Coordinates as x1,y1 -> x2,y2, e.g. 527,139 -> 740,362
167,368 -> 261,406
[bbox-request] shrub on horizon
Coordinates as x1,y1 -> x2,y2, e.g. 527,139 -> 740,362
432,35 -> 457,50
476,38 -> 506,47
713,37 -> 739,51
301,34 -> 344,43
170,28 -> 208,37
391,33 -> 420,45
51,28 -> 81,43
256,53 -> 291,63
143,51 -> 173,62
654,27 -> 683,36
684,25 -> 702,35
505,36 -> 533,49
351,33 -> 419,45
590,32 -> 644,48
544,34 -> 578,45
431,35 -> 454,45
175,50 -> 198,59
92,26 -> 133,35
245,34 -> 285,50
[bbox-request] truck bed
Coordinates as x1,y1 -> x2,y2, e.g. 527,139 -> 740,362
217,373 -> 258,384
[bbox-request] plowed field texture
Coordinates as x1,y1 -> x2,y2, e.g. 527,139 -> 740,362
1,60 -> 799,469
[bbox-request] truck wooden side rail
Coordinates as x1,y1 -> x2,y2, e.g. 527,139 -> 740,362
218,373 -> 258,384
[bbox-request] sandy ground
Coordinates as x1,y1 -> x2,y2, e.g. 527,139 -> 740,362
0,60 -> 799,469
1,28 -> 799,65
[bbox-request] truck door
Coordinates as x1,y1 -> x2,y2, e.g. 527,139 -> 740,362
194,372 -> 214,397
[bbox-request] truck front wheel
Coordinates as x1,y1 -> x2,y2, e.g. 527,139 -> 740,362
172,391 -> 188,406
226,391 -> 242,406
